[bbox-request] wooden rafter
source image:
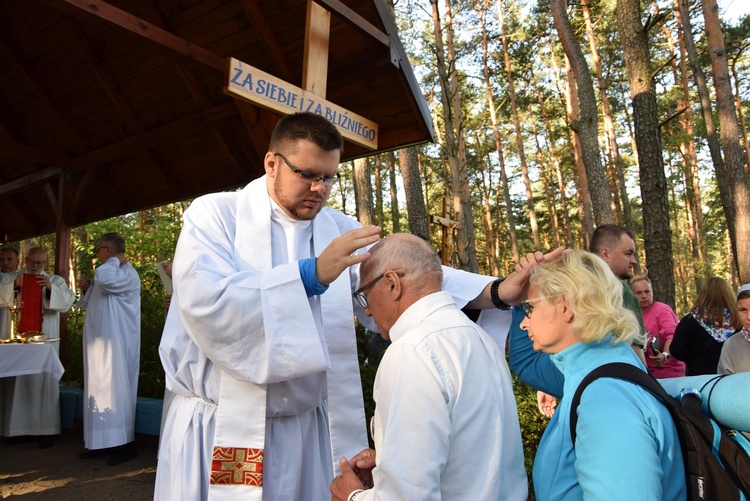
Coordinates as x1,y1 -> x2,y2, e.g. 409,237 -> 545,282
0,166 -> 63,197
42,0 -> 225,72
0,18 -> 87,154
138,0 -> 254,180
238,0 -> 293,83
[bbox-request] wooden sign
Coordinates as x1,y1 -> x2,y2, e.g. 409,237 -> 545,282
225,57 -> 378,150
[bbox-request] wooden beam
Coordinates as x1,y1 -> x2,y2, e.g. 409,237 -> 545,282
0,18 -> 87,154
137,0 -> 254,181
314,0 -> 390,47
0,167 -> 63,197
58,13 -> 181,197
54,173 -> 72,366
68,102 -> 236,170
42,0 -> 225,72
238,0 -> 293,83
302,1 -> 331,97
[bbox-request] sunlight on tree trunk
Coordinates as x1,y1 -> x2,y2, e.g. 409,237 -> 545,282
616,0 -> 676,307
700,0 -> 750,283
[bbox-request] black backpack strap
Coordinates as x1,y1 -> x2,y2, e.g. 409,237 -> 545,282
569,362 -> 674,443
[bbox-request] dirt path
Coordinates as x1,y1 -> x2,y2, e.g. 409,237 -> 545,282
0,422 -> 157,500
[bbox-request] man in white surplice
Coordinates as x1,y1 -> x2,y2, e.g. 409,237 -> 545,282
0,246 -> 21,436
155,113 -> 512,501
0,247 -> 20,339
2,247 -> 75,448
77,233 -> 141,466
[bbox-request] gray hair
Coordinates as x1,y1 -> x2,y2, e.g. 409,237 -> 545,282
363,234 -> 442,295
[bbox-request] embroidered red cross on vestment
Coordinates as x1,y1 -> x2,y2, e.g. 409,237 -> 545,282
210,446 -> 263,486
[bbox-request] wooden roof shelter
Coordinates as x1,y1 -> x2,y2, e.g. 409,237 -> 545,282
0,0 -> 434,269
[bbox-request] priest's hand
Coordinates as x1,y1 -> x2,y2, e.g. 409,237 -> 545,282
35,275 -> 52,289
317,226 -> 381,286
331,457 -> 367,501
498,247 -> 565,305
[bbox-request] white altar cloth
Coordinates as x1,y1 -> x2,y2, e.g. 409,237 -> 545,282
0,343 -> 64,380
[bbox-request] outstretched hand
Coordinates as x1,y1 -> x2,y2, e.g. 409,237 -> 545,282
317,226 -> 381,286
498,247 -> 565,305
331,456 -> 367,501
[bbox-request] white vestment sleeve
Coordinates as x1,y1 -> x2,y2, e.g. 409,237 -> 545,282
45,274 -> 75,313
172,195 -> 329,385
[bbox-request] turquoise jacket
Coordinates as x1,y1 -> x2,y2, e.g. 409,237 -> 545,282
508,307 -> 686,501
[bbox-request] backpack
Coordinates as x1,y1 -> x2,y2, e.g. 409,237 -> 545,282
569,363 -> 750,501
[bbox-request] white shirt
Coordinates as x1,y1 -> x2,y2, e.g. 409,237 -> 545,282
361,291 -> 527,500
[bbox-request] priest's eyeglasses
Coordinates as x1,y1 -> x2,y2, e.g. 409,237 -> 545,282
353,271 -> 404,309
274,152 -> 340,187
521,297 -> 545,318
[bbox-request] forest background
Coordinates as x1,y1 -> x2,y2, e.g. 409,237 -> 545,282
7,0 -> 750,490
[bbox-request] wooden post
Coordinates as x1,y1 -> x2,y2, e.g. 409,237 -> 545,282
302,1 -> 330,96
54,173 -> 72,367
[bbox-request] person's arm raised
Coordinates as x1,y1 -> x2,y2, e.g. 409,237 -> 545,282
316,226 -> 381,286
464,247 -> 565,310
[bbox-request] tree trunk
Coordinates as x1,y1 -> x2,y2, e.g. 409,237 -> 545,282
430,0 -> 479,272
353,157 -> 373,227
552,0 -> 614,226
499,0 -> 542,250
616,0 -> 676,308
678,0 -> 735,258
374,156 -> 384,225
564,55 -> 595,246
480,0 -> 519,262
529,104 -> 558,250
730,58 -> 750,175
537,86 -> 575,248
397,146 -> 430,241
673,1 -> 708,286
580,0 -> 634,230
387,151 -> 400,233
701,0 -> 750,283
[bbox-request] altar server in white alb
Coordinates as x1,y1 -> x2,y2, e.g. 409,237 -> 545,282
0,246 -> 21,436
77,233 -> 141,466
155,112 -> 514,501
330,234 -> 527,501
0,247 -> 21,339
2,247 -> 75,448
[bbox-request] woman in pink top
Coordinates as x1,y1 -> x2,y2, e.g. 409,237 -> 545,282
630,275 -> 686,378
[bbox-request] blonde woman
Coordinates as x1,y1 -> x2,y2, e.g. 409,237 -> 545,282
508,250 -> 685,500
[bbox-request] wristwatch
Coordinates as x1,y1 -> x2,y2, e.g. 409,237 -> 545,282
490,278 -> 511,310
663,352 -> 670,361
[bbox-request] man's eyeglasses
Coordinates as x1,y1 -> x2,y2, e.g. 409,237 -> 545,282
521,297 -> 545,318
274,152 -> 339,187
353,271 -> 404,309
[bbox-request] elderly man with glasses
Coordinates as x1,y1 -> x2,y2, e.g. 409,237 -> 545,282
155,112 -> 519,501
1,247 -> 75,448
331,234 -> 527,501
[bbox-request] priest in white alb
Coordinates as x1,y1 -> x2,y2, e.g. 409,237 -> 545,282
2,247 -> 75,448
76,233 -> 141,466
154,113 -> 514,501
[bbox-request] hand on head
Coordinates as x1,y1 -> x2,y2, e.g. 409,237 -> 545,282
499,247 -> 565,305
316,226 -> 381,286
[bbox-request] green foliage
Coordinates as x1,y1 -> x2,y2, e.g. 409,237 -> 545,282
513,372 -> 549,500
40,204 -> 186,398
